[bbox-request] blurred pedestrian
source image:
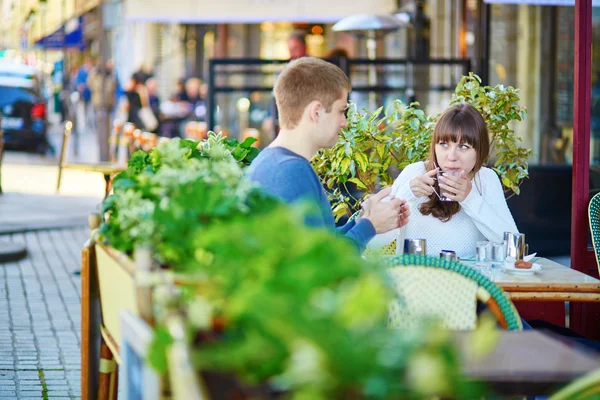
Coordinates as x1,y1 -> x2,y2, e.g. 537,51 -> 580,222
171,77 -> 187,101
75,56 -> 94,134
287,31 -> 308,60
122,73 -> 145,130
88,60 -> 117,161
183,77 -> 202,105
146,77 -> 162,132
264,32 -> 310,140
324,47 -> 350,59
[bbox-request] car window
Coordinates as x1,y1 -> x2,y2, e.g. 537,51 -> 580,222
0,86 -> 38,108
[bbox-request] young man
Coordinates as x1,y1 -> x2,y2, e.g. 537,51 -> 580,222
248,57 -> 409,252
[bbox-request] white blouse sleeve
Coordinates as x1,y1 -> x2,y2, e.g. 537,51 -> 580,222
459,168 -> 519,243
367,162 -> 426,252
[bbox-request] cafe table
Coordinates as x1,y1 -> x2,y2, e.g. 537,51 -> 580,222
464,258 -> 600,302
456,330 -> 600,396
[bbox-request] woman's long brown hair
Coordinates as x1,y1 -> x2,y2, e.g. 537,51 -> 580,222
419,103 -> 490,222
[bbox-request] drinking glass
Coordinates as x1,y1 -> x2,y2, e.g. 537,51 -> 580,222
491,241 -> 506,271
476,241 -> 491,264
437,170 -> 461,201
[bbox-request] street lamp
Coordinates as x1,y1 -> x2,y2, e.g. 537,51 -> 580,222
333,15 -> 406,109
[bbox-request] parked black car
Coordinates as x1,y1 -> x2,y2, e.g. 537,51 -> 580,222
0,78 -> 49,154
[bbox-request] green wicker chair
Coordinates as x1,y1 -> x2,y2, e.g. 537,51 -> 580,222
549,368 -> 600,400
588,192 -> 600,276
380,254 -> 523,331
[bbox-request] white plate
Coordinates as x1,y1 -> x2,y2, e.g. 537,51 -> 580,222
503,261 -> 542,276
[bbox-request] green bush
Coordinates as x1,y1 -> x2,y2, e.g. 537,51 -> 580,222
312,73 -> 532,221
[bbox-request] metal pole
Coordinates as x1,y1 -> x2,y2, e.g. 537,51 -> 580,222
570,0 -> 593,336
366,30 -> 377,110
97,1 -> 110,161
207,59 -> 215,131
478,1 -> 491,85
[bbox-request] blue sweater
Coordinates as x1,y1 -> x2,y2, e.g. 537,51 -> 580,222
247,147 -> 376,252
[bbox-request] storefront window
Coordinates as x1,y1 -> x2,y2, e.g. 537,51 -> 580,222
588,7 -> 600,199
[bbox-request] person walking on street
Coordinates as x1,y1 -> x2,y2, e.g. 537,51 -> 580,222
88,60 -> 117,161
75,56 -> 94,134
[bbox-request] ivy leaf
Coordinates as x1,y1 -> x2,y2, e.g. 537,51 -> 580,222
348,178 -> 367,190
409,118 -> 420,131
340,158 -> 351,174
355,153 -> 369,172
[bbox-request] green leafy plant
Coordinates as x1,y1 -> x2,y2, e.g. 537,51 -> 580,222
148,205 -> 487,399
97,129 -> 491,399
312,73 -> 532,220
97,133 -> 278,270
450,73 -> 531,195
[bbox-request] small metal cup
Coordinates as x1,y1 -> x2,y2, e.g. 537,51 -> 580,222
504,232 -> 526,260
404,239 -> 427,255
440,250 -> 456,261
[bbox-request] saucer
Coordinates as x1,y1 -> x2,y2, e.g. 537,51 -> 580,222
503,261 -> 542,276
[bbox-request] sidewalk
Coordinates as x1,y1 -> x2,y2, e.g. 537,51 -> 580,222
1,127 -> 106,233
0,126 -> 105,399
0,227 -> 87,399
0,193 -> 101,234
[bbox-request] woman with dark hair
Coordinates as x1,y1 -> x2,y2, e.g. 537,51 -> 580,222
123,74 -> 145,129
369,103 -> 518,257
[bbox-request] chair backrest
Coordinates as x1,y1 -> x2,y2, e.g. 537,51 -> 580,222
380,254 -> 522,331
588,192 -> 600,276
364,240 -> 397,256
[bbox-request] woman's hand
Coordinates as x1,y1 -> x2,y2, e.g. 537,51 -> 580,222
409,168 -> 438,198
438,170 -> 472,202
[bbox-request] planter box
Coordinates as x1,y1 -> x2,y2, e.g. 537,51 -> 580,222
95,244 -> 139,356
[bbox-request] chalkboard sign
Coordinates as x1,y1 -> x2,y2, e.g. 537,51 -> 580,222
556,7 -> 574,126
121,311 -> 161,400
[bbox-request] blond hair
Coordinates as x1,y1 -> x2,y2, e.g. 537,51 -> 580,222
274,57 -> 351,129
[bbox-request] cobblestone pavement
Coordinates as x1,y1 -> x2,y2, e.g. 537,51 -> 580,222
0,227 -> 89,399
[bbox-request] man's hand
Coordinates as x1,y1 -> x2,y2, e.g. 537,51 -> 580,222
361,187 -> 409,234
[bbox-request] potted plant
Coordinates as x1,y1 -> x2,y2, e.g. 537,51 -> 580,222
312,73 -> 532,220
147,205 -> 490,399
90,133 -> 275,353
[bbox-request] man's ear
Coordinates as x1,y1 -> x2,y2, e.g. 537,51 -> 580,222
307,101 -> 322,123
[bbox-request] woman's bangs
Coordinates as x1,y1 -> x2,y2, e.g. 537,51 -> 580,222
437,123 -> 478,147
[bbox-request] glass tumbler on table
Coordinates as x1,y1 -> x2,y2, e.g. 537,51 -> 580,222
491,241 -> 506,271
476,241 -> 493,280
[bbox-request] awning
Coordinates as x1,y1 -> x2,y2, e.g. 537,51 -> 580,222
484,0 -> 600,5
124,0 -> 397,23
35,17 -> 85,50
